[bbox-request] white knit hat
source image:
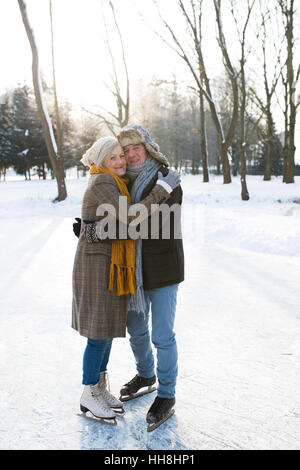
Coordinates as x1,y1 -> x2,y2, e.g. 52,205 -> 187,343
80,136 -> 119,168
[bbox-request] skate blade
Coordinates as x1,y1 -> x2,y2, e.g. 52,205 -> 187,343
110,406 -> 125,414
119,386 -> 157,403
77,412 -> 117,426
147,409 -> 175,432
78,408 -> 117,426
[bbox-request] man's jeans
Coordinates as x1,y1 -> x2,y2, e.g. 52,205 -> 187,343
82,338 -> 113,385
127,284 -> 179,398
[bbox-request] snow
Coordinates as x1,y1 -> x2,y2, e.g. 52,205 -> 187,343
0,174 -> 300,450
37,70 -> 58,156
18,149 -> 29,156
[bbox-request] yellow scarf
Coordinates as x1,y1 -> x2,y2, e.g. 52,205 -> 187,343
90,164 -> 136,296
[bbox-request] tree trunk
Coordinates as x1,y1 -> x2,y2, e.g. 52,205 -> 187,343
18,0 -> 67,202
49,0 -> 64,179
282,85 -> 289,182
263,140 -> 272,180
238,52 -> 249,198
219,143 -> 231,183
200,92 -> 209,182
263,110 -> 273,180
231,142 -> 238,176
216,155 -> 221,175
280,0 -> 297,183
239,144 -> 249,200
285,147 -> 295,183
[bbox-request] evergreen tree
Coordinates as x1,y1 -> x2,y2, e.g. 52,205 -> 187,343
254,122 -> 283,176
0,94 -> 13,180
10,86 -> 49,179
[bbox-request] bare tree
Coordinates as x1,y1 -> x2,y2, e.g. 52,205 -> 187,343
198,86 -> 209,181
213,0 -> 239,184
278,0 -> 300,183
246,1 -> 285,182
198,1 -> 209,182
230,0 -> 258,200
84,0 -> 130,136
49,0 -> 63,168
260,5 -> 283,181
18,0 -> 67,201
151,0 -> 239,184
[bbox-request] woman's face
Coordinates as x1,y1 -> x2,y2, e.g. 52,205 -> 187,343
103,144 -> 126,176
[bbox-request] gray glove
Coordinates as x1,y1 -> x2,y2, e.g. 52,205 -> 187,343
157,169 -> 181,191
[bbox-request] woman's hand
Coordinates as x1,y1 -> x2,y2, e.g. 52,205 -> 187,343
73,217 -> 81,237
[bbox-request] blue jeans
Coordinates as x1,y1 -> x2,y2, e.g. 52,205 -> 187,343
127,284 -> 179,398
82,338 -> 113,385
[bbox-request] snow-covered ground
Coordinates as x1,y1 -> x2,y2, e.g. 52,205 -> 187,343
0,174 -> 300,450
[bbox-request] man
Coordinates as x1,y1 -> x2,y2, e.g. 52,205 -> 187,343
73,125 -> 184,431
117,125 -> 184,431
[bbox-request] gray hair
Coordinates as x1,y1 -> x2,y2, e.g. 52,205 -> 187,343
80,136 -> 119,168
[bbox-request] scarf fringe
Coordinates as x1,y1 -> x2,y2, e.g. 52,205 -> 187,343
128,286 -> 146,314
109,264 -> 136,296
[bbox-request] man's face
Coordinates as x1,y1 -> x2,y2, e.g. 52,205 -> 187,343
123,144 -> 147,167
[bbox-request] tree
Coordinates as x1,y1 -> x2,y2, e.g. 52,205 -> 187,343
151,0 -> 239,184
132,78 -> 199,170
69,113 -> 103,176
193,0 -> 209,181
230,0 -> 257,200
256,123 -> 283,176
49,0 -> 63,171
84,0 -> 130,136
246,1 -> 285,181
278,0 -> 300,183
17,0 -> 67,201
9,86 -> 49,180
0,94 -> 13,181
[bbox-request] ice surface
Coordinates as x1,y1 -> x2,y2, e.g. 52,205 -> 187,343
0,174 -> 300,450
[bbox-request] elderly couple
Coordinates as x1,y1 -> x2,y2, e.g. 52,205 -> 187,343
72,125 -> 184,431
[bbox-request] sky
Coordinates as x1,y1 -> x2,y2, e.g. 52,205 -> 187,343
0,0 -> 190,107
0,0 -> 299,161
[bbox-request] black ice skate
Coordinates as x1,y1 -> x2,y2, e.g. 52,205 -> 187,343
119,374 -> 156,402
146,396 -> 175,432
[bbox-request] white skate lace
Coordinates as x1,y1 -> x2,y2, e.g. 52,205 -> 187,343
99,387 -> 121,405
90,386 -> 112,412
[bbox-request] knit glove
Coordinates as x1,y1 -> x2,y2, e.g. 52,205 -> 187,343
73,217 -> 81,238
157,169 -> 181,192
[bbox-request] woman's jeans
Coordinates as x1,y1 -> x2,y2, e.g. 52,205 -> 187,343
127,284 -> 179,399
82,338 -> 112,385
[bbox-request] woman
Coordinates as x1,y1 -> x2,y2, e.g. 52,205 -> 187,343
72,136 -> 180,423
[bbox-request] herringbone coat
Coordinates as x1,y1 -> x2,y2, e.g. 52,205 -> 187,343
72,173 -> 169,340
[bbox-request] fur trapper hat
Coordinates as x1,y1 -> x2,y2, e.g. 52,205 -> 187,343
118,124 -> 169,167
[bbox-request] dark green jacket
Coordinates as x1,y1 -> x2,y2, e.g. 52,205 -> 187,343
138,165 -> 184,290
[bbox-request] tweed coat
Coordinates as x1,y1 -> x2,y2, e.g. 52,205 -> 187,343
72,173 -> 169,340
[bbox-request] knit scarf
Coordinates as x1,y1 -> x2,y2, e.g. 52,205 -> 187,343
90,164 -> 136,296
126,157 -> 161,314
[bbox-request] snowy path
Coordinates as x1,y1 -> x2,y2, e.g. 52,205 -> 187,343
0,176 -> 300,449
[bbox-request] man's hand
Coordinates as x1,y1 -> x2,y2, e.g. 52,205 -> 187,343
157,169 -> 181,191
73,217 -> 81,237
